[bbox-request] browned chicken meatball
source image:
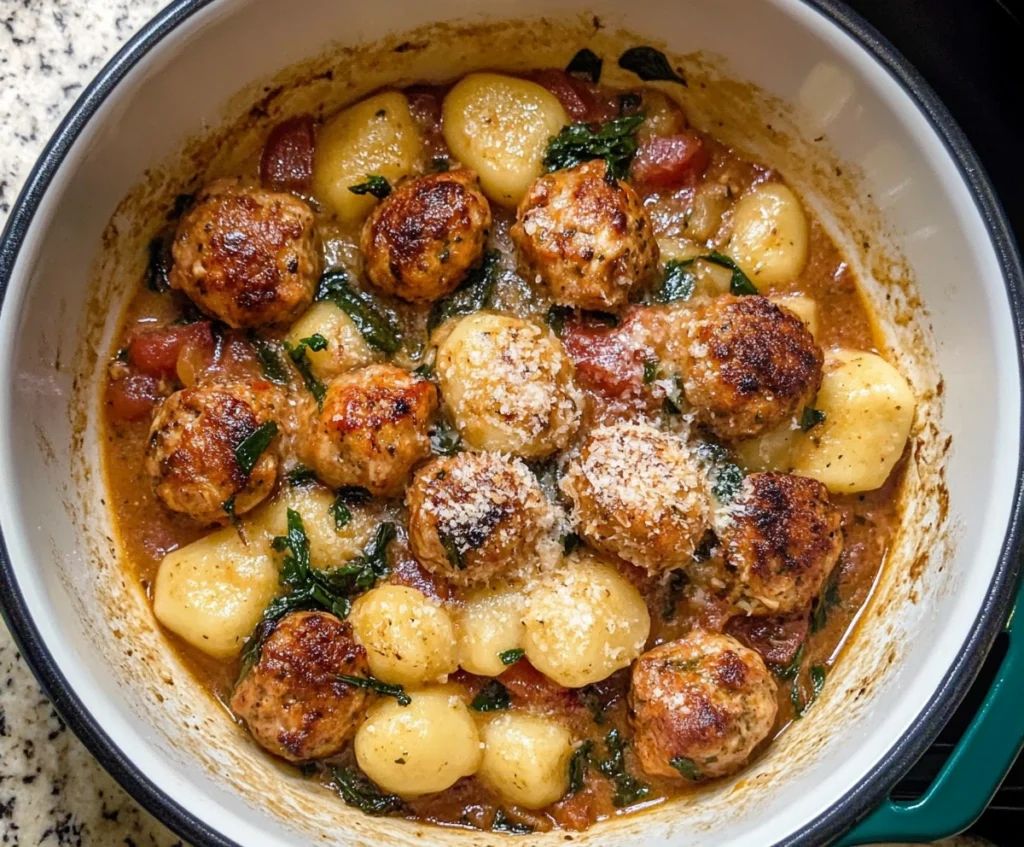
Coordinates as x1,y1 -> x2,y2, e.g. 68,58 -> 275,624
145,380 -> 283,523
629,631 -> 778,781
230,611 -> 370,762
169,179 -> 321,328
511,159 -> 659,310
680,295 -> 823,441
719,472 -> 843,615
407,452 -> 553,586
560,421 -> 711,571
305,364 -> 437,496
361,169 -> 492,303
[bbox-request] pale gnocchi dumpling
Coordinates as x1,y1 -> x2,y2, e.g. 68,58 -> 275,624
442,73 -> 568,208
285,300 -> 381,381
152,525 -> 278,659
354,687 -> 482,797
791,349 -> 915,493
349,584 -> 459,686
455,582 -> 527,677
772,294 -> 820,340
313,91 -> 422,224
478,713 -> 574,809
728,183 -> 810,288
435,312 -> 582,459
733,421 -> 800,474
251,483 -> 384,567
522,551 -> 650,688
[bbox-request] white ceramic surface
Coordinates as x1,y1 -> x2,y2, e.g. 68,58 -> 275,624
0,1 -> 1020,845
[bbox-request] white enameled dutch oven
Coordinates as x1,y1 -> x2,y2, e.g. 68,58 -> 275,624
1,1 -> 1022,845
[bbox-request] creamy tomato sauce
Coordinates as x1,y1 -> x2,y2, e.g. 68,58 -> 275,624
101,60 -> 906,834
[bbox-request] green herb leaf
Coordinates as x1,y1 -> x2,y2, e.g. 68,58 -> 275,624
568,740 -> 594,795
439,530 -> 465,570
234,421 -> 278,478
146,237 -> 172,293
669,756 -> 703,781
800,406 -> 827,432
577,686 -> 608,725
316,270 -> 401,354
429,418 -> 462,456
694,440 -> 744,503
331,766 -> 403,816
618,92 -> 643,115
543,113 -> 645,181
470,679 -> 512,712
491,810 -> 534,835
566,47 -> 603,83
811,570 -> 842,633
562,532 -> 583,555
286,465 -> 318,487
770,643 -> 805,682
661,569 -> 687,621
348,174 -> 392,199
336,673 -> 411,706
285,339 -> 326,408
792,664 -> 827,718
299,333 -> 328,352
643,357 -> 659,384
330,496 -> 352,530
499,648 -> 525,666
655,259 -> 697,303
618,46 -> 687,85
545,304 -> 573,337
428,249 -> 500,333
431,156 -> 451,172
249,334 -> 289,384
705,251 -> 757,295
598,729 -> 650,807
115,346 -> 130,364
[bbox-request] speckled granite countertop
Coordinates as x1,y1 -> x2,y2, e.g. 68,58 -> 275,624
1,5 -> 184,844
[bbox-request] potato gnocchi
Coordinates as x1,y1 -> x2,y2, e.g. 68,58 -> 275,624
103,48 -> 917,836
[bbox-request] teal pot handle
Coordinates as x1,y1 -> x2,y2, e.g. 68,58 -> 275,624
840,577 -> 1024,845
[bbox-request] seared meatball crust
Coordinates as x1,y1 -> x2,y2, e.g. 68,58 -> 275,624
560,421 -> 711,571
230,611 -> 370,762
407,452 -> 552,587
629,631 -> 778,781
169,179 -> 321,329
720,472 -> 843,615
361,169 -> 492,303
145,380 -> 283,523
682,295 -> 823,441
511,159 -> 659,310
306,364 -> 437,496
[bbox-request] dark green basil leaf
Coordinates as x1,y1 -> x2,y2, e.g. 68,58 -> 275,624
470,679 -> 512,712
428,249 -> 500,332
336,673 -> 411,706
499,648 -> 525,666
348,174 -> 392,199
317,270 -> 401,354
811,570 -> 842,633
705,251 -> 757,295
669,756 -> 702,781
655,259 -> 697,303
543,114 -> 645,181
566,47 -> 603,83
234,420 -> 278,478
331,766 -> 403,816
643,357 -> 659,384
431,156 -> 451,172
491,810 -> 534,835
800,406 -> 826,432
568,739 -> 594,795
545,304 -> 573,337
618,46 -> 687,85
146,237 -> 172,293
249,334 -> 289,384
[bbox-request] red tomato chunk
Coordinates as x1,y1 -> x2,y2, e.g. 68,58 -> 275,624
630,131 -> 710,191
259,115 -> 316,193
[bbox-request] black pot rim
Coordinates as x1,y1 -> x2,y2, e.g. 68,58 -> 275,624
0,1 -> 1021,845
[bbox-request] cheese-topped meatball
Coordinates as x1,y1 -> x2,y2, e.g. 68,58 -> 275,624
511,159 -> 659,310
680,295 -> 823,441
169,179 -> 320,328
306,364 -> 437,496
560,421 -> 710,571
407,452 -> 553,586
629,631 -> 778,781
361,169 -> 492,303
435,312 -> 582,459
230,612 -> 370,762
145,380 -> 283,523
719,472 -> 843,615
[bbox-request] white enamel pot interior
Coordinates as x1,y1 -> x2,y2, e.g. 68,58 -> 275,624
0,1 -> 1021,846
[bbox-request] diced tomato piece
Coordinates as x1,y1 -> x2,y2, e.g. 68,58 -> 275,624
529,69 -> 619,123
630,131 -> 710,191
499,660 -> 576,711
127,321 -> 214,379
259,115 -> 316,193
561,315 -> 647,400
726,610 -> 810,665
106,374 -> 163,421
